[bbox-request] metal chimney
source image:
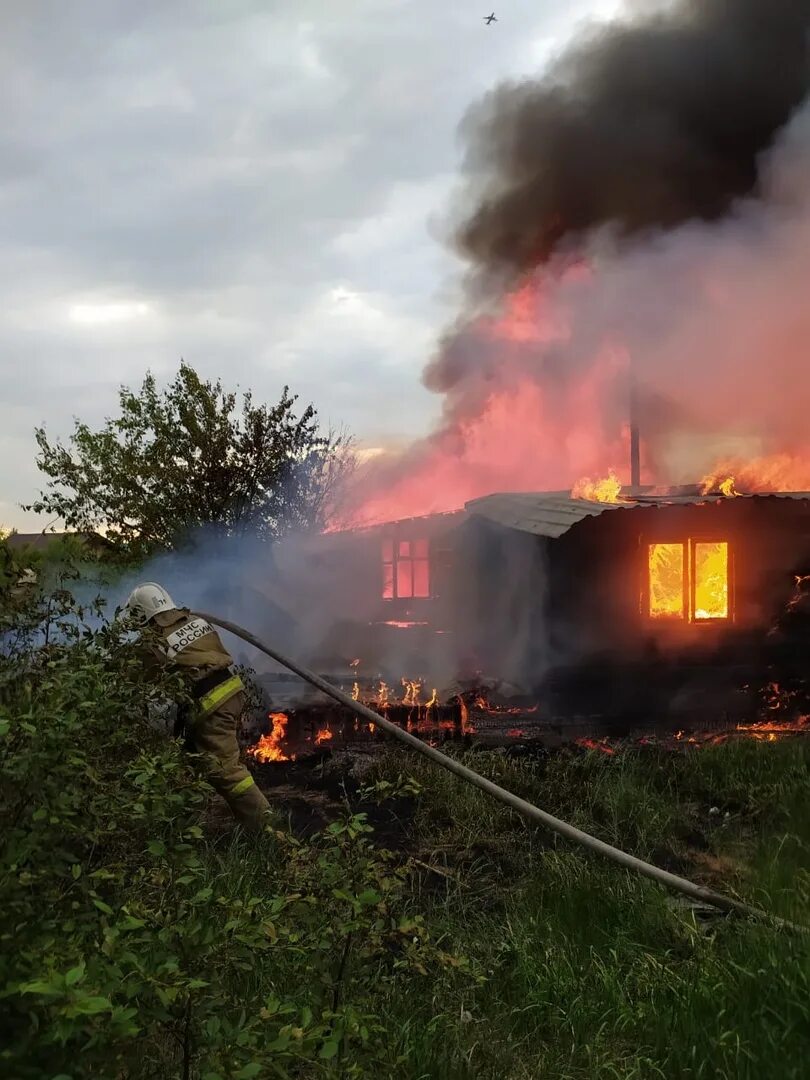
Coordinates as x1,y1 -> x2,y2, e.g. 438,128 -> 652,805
629,373 -> 640,492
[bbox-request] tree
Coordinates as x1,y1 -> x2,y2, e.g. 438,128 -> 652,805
26,363 -> 354,558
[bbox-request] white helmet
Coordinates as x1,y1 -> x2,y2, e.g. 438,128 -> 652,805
125,582 -> 178,624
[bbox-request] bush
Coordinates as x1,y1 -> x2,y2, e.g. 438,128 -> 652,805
0,586 -> 463,1078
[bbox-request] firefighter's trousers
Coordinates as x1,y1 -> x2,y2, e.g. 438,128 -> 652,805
189,690 -> 271,830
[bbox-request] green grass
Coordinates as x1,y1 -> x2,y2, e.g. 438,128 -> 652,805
6,627 -> 810,1078
353,740 -> 810,1078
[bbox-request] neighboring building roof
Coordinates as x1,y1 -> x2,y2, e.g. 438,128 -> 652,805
465,489 -> 810,540
4,531 -> 111,551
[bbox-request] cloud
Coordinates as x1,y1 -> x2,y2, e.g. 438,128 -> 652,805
0,0 -> 621,528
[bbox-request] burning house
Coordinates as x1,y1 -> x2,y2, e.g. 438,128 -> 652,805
246,0 -> 810,759
299,466 -> 810,744
255,482 -> 810,747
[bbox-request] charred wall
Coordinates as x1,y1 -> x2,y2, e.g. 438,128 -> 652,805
544,496 -> 810,721
445,516 -> 549,687
300,497 -> 810,720
299,513 -> 463,682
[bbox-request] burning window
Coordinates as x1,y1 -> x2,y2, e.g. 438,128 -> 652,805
647,540 -> 730,622
382,538 -> 430,599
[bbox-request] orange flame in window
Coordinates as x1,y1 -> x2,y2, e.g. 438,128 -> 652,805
648,543 -> 685,619
693,542 -> 729,620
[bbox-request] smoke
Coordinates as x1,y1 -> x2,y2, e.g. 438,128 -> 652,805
111,527 -> 482,696
452,0 -> 810,286
105,1 -> 810,698
106,515 -> 552,700
346,0 -> 810,523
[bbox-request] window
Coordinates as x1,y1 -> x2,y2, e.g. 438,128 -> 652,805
647,540 -> 730,622
382,538 -> 430,599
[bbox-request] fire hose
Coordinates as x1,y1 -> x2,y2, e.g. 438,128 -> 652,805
198,613 -> 808,935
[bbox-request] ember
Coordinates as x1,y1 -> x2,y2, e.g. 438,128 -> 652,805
673,715 -> 810,746
576,737 -> 616,755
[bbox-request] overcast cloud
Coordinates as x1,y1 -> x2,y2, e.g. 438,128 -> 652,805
0,0 -> 622,530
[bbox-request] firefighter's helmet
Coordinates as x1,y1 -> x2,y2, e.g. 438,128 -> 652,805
125,582 -> 178,624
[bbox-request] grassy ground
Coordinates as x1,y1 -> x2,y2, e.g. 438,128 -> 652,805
8,653 -> 810,1079
323,738 -> 810,1079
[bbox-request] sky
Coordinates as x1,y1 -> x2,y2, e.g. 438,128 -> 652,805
0,0 -> 624,532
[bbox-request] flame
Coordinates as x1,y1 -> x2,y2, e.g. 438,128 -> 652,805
377,680 -> 390,708
340,272 -> 634,529
583,710 -> 810,753
247,712 -> 294,763
699,473 -> 739,496
700,453 -> 810,495
315,727 -> 334,745
678,715 -> 810,746
648,543 -> 685,619
458,696 -> 476,735
693,541 -> 729,620
571,468 -> 622,503
426,687 -> 438,710
401,678 -> 423,707
352,682 -> 360,701
647,540 -> 729,621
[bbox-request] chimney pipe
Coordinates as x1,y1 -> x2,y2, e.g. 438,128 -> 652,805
629,371 -> 640,492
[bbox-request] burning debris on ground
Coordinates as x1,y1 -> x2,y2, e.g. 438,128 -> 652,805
242,667 -> 810,770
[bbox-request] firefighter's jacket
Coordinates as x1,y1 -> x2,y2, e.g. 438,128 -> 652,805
147,608 -> 244,716
143,608 -> 271,830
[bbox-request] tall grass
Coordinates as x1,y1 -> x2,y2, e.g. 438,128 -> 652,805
361,740 -> 810,1078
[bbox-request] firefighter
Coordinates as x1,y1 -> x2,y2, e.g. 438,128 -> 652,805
125,582 -> 273,830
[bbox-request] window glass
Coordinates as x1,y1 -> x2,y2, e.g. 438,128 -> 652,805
412,559 -> 430,598
396,559 -> 413,598
694,542 -> 729,620
649,543 -> 685,619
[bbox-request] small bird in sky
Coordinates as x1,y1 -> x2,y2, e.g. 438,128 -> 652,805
484,13 -> 497,25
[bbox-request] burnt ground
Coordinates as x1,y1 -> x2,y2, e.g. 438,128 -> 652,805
204,748 -> 420,848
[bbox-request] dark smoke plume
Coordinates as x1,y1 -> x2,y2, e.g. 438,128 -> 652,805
454,0 -> 810,280
350,1 -> 810,528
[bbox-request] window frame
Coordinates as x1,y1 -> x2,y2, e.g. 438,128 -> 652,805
381,535 -> 431,601
642,536 -> 734,625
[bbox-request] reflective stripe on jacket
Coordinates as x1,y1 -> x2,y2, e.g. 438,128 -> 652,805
198,673 -> 245,716
148,608 -> 243,712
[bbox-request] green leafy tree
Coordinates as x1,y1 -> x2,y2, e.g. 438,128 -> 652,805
26,362 -> 354,559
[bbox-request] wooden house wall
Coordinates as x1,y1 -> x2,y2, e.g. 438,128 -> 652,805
547,497 -> 810,665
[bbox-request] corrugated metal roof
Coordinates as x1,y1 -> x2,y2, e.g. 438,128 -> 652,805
465,490 -> 810,540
